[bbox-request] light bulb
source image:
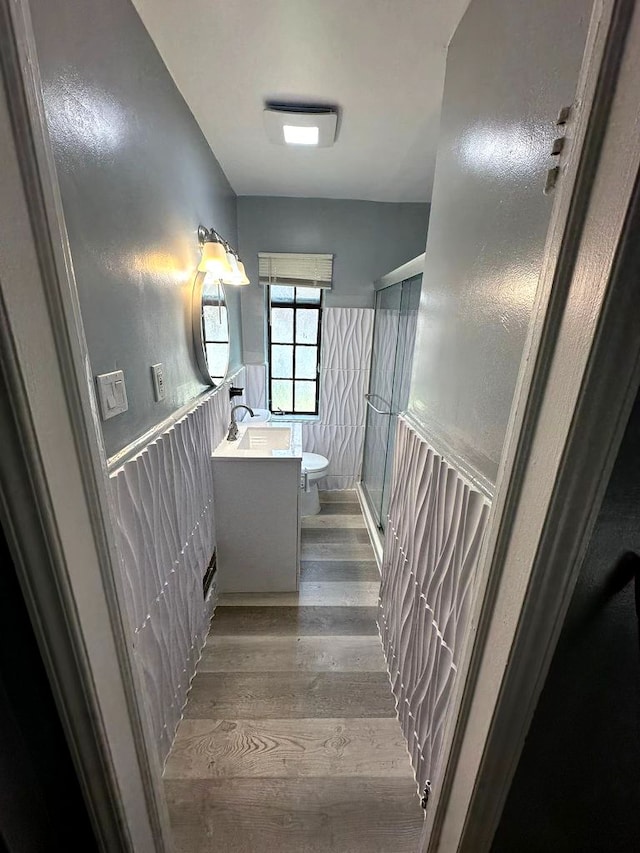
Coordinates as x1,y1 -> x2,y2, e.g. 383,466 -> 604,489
236,260 -> 250,285
198,241 -> 232,276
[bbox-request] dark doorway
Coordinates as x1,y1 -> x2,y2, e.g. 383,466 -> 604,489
0,525 -> 97,852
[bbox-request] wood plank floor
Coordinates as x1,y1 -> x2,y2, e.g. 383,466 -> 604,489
164,490 -> 423,852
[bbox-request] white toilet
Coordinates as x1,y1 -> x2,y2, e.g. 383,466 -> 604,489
300,452 -> 330,516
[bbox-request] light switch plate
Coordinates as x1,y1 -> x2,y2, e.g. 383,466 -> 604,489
96,370 -> 128,420
151,363 -> 165,401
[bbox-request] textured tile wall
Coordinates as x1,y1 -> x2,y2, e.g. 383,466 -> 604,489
312,307 -> 374,489
242,363 -> 266,409
378,416 -> 490,796
110,373 -> 240,764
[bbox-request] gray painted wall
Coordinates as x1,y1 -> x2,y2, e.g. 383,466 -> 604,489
408,0 -> 592,484
237,196 -> 429,363
492,392 -> 640,853
29,0 -> 241,458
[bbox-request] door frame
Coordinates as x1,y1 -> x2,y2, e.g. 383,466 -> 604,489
422,0 -> 640,849
0,2 -> 173,850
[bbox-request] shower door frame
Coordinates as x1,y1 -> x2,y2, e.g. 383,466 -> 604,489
358,254 -> 425,564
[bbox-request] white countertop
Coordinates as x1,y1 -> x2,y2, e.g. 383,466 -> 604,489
212,421 -> 303,460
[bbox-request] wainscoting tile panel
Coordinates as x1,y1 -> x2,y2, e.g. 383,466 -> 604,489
378,416 -> 490,794
243,363 -> 266,409
321,308 -> 374,370
110,380 -> 233,765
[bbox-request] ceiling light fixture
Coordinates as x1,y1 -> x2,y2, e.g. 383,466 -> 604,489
263,103 -> 338,148
283,124 -> 319,146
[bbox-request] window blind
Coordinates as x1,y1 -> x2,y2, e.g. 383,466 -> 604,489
258,252 -> 333,289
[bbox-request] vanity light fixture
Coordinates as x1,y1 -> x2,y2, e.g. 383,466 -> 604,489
197,229 -> 230,277
236,259 -> 250,285
197,225 -> 250,285
224,245 -> 241,283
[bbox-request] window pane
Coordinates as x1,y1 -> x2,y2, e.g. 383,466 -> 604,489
270,285 -> 294,303
296,309 -> 318,344
271,308 -> 294,343
272,380 -> 293,411
206,343 -> 228,381
296,287 -> 321,304
295,346 -> 318,379
203,305 -> 228,342
271,344 -> 293,378
294,380 -> 317,412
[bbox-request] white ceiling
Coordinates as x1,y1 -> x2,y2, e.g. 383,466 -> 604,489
132,0 -> 470,202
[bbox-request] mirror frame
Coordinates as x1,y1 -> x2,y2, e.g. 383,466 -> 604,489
191,272 -> 230,387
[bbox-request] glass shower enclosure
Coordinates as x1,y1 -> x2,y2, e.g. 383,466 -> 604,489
360,266 -> 423,533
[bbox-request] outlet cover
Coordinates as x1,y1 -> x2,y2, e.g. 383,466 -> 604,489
151,363 -> 165,401
96,370 -> 128,420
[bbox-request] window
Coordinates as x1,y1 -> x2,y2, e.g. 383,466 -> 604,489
267,285 -> 322,414
260,251 -> 332,415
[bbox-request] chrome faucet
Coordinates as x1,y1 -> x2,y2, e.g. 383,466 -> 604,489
227,404 -> 255,441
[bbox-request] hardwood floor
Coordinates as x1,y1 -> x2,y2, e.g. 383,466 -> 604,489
164,490 -> 423,852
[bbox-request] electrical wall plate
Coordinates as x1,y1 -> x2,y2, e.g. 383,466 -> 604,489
151,363 -> 165,402
96,370 -> 128,420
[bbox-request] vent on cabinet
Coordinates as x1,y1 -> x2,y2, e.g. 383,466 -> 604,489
203,549 -> 217,599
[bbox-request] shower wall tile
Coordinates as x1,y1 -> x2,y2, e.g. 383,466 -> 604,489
320,368 -> 369,426
110,378 -> 234,766
321,307 -> 374,370
298,307 -> 373,489
304,424 -> 365,479
378,416 -> 490,795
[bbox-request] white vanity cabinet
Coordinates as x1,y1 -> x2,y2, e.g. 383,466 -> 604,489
211,423 -> 302,593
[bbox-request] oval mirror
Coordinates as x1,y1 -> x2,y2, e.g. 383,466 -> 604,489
193,272 -> 230,386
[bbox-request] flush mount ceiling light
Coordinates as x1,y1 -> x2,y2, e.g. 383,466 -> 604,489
263,103 -> 338,148
283,125 -> 319,145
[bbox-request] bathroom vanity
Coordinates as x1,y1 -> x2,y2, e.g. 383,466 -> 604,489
211,422 -> 302,592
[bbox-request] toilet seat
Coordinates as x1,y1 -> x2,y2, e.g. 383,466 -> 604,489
302,452 -> 329,476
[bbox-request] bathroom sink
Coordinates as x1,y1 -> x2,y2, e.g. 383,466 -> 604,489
212,421 -> 301,460
238,426 -> 290,450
